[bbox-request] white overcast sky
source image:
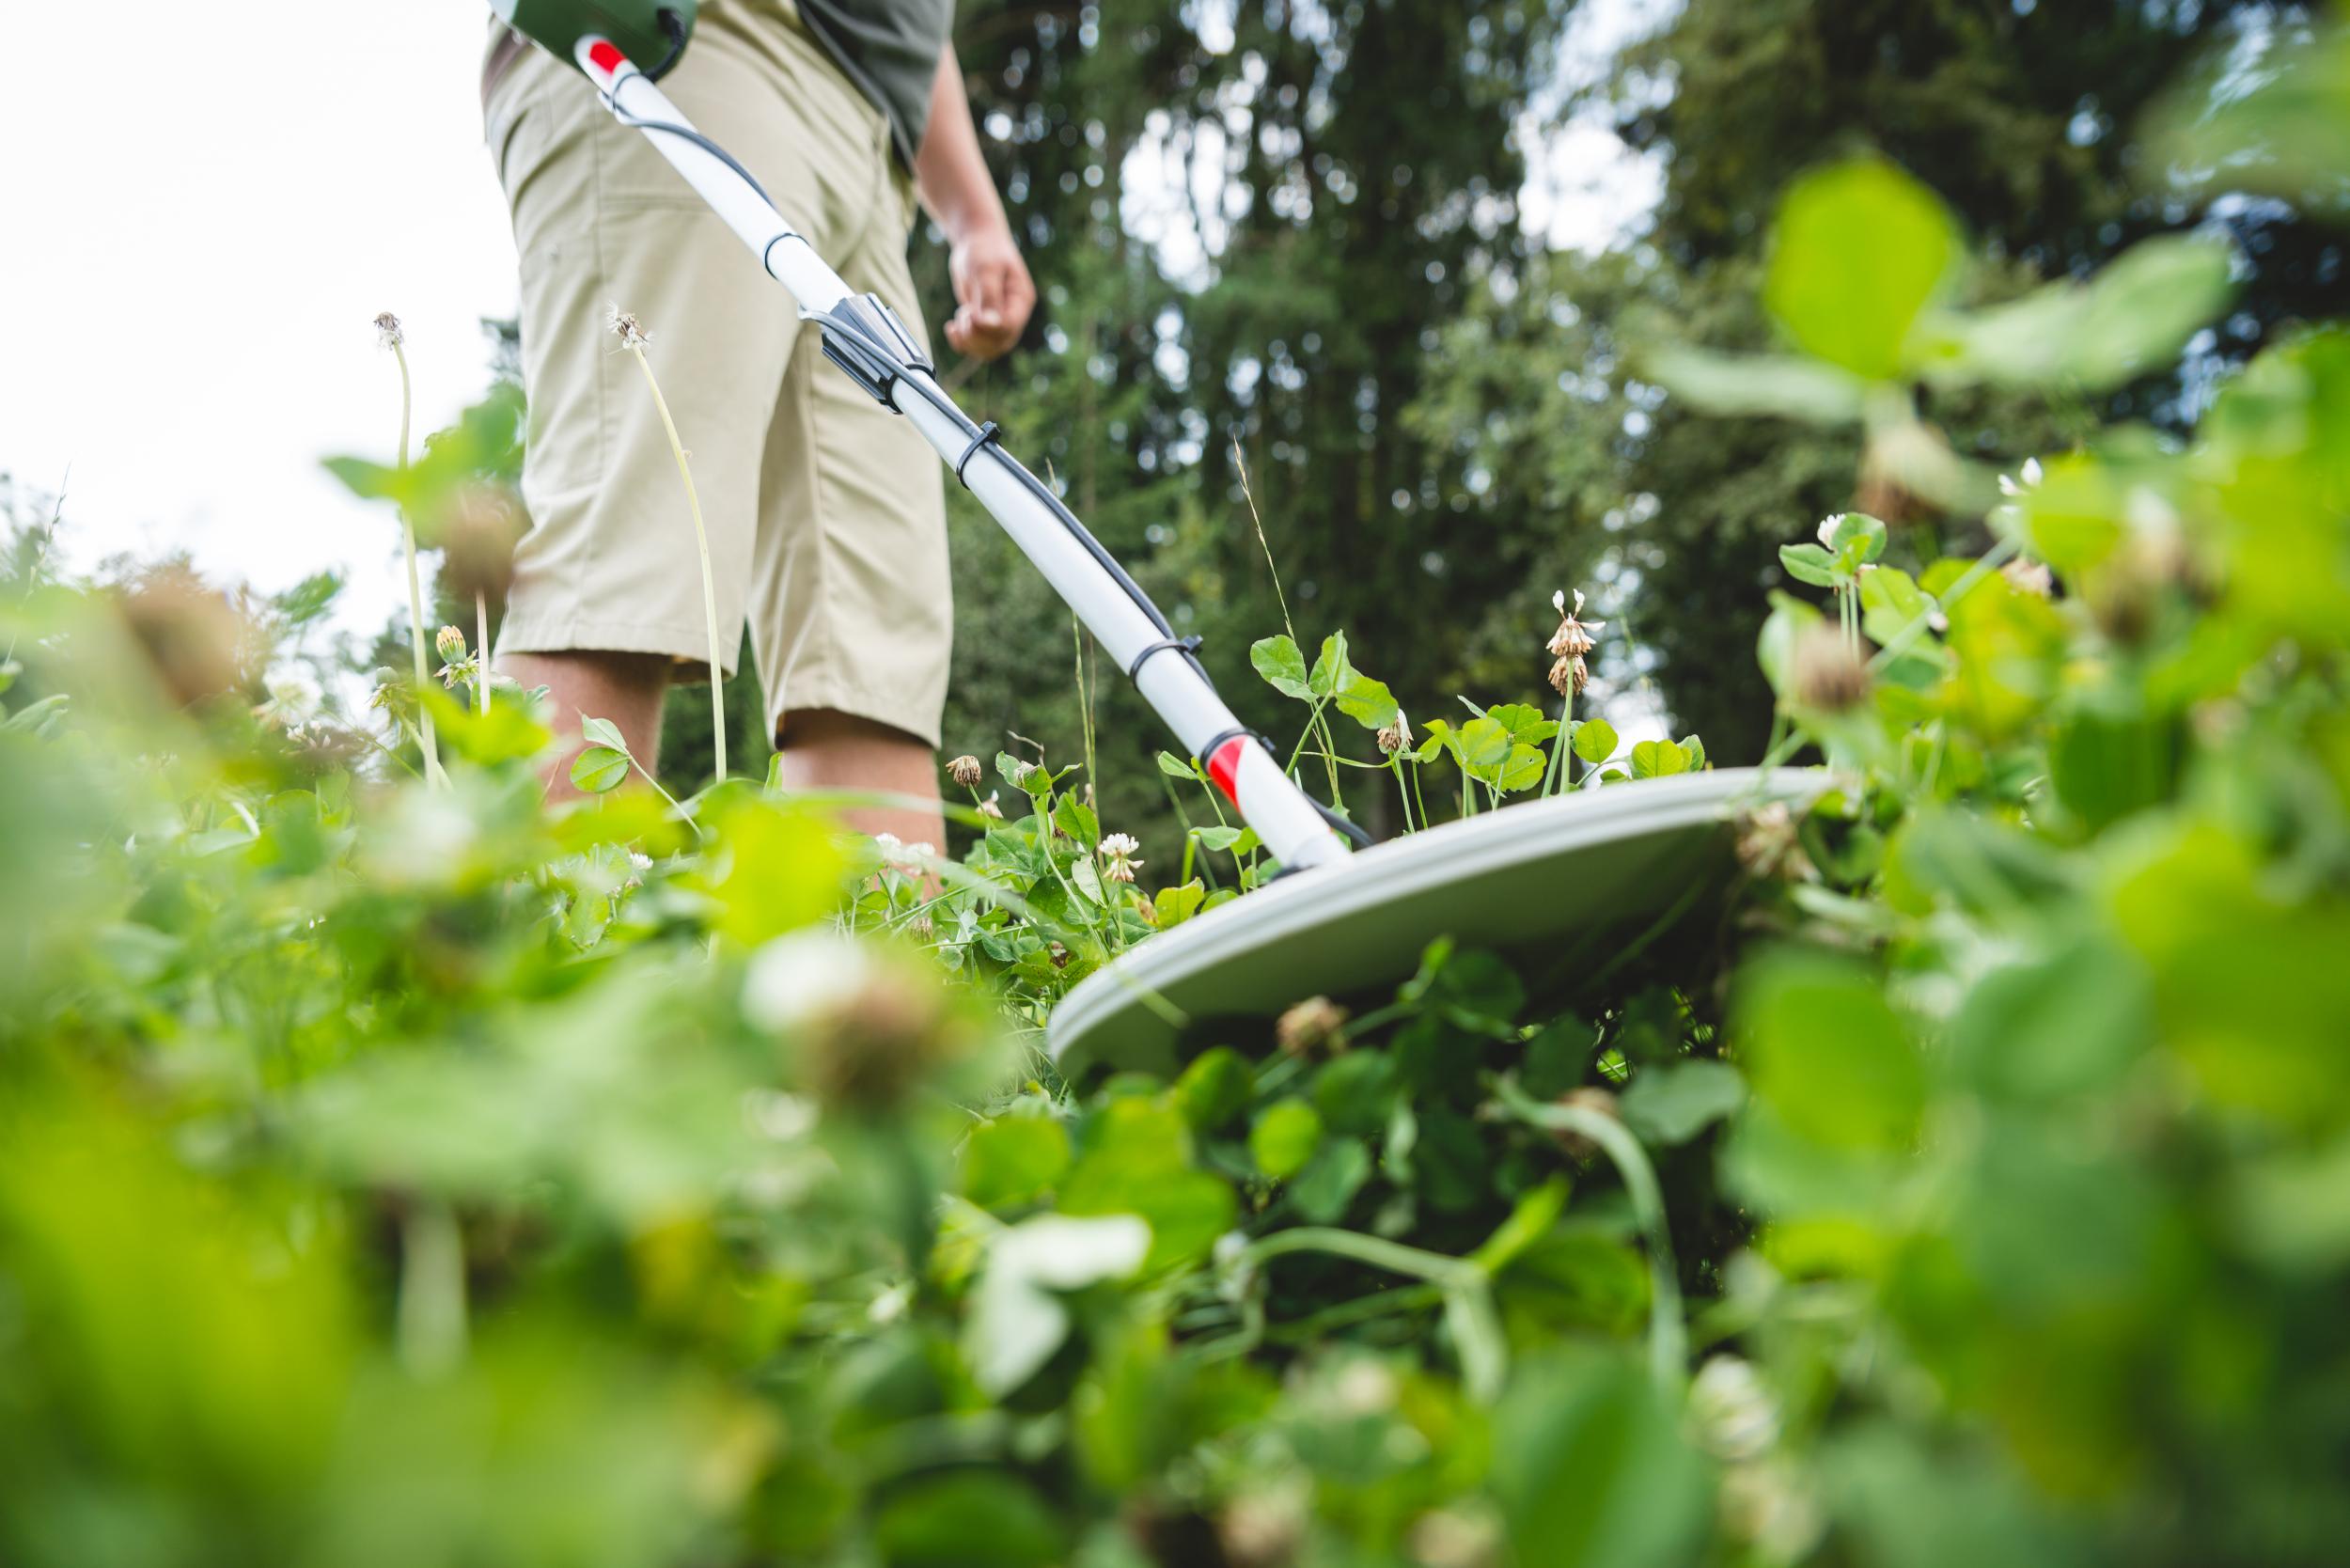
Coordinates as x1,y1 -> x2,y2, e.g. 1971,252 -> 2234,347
0,2 -> 1665,646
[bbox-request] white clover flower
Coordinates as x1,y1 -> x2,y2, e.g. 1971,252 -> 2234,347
1997,456 -> 2045,497
1816,513 -> 1843,547
1099,832 -> 1143,884
1690,1356 -> 1782,1462
743,930 -> 876,1035
977,791 -> 1005,821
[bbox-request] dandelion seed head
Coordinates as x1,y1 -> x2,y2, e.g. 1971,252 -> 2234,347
605,305 -> 650,348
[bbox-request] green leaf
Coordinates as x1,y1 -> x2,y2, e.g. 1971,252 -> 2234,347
1486,702 -> 1559,747
1289,1137 -> 1372,1223
1058,1099 -> 1235,1271
1858,564 -> 1935,650
1456,715 -> 1514,771
1307,631 -> 1353,700
1249,1099 -> 1324,1181
1471,1178 -> 1572,1273
580,715 -> 628,753
1573,718 -> 1620,766
1930,233 -> 2238,393
1155,750 -> 1197,779
1778,542 -> 1840,588
1619,1059 -> 1746,1146
321,455 -> 401,502
1763,156 -> 1962,381
1334,671 -> 1401,730
1757,590 -> 1827,698
1492,1348 -> 1712,1568
1054,792 -> 1100,850
1068,852 -> 1104,905
569,745 -> 630,794
1190,825 -> 1246,854
1249,635 -> 1312,700
1735,949 -> 1924,1152
962,1117 -> 1073,1210
1152,881 -> 1207,929
1826,511 -> 1888,566
1643,342 -> 1867,423
1174,1047 -> 1255,1134
1629,740 -> 1691,779
871,1455 -> 1068,1566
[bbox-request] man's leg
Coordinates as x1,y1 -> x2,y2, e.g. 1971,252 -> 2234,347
774,708 -> 947,852
507,650 -> 672,800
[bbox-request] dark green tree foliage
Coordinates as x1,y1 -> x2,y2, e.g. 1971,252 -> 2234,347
929,2 -> 1562,841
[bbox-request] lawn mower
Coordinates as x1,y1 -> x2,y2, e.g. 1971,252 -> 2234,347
486,0 -> 1820,1072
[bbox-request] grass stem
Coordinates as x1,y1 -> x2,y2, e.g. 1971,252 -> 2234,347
389,341 -> 445,788
627,344 -> 727,785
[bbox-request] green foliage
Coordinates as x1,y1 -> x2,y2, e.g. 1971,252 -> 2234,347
4,7 -> 2350,1566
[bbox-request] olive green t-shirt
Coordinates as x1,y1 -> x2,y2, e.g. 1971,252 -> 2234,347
793,0 -> 954,171
483,2 -> 952,171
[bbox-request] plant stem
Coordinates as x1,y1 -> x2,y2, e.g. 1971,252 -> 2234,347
390,342 -> 446,788
1543,688 -> 1574,798
474,590 -> 491,714
397,1200 -> 466,1374
1389,756 -> 1416,833
1493,1077 -> 1685,1392
628,344 -> 726,784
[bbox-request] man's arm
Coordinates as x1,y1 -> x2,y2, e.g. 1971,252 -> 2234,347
915,45 -> 1036,361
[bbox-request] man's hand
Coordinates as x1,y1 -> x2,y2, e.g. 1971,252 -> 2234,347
946,223 -> 1034,361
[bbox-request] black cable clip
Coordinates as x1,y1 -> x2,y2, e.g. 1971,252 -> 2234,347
813,294 -> 933,410
954,422 -> 1002,487
1126,635 -> 1204,680
1196,727 -> 1271,770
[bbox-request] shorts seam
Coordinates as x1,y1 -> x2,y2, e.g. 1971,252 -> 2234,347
496,614 -> 744,678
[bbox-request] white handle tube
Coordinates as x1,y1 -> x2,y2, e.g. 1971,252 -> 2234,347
574,39 -> 1347,872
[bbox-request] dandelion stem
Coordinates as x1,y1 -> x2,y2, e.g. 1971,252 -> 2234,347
389,340 -> 445,789
474,590 -> 491,715
627,343 -> 726,784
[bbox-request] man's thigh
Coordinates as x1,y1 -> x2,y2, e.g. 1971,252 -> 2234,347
746,168 -> 952,753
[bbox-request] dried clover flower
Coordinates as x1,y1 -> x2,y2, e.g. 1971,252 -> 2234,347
2001,557 -> 2054,599
1734,800 -> 1817,884
373,311 -> 404,350
947,754 -> 983,788
1099,832 -> 1143,885
439,483 -> 526,603
977,792 -> 1005,821
1549,1085 -> 1621,1161
1545,588 -> 1605,659
741,932 -> 964,1112
1790,624 -> 1870,713
1377,711 -> 1413,755
1276,995 -> 1348,1056
1547,654 -> 1590,698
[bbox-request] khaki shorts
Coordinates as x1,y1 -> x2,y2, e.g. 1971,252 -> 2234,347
485,1 -> 951,748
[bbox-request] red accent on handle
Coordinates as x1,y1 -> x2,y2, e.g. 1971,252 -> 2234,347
588,40 -> 625,73
1206,737 -> 1246,805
